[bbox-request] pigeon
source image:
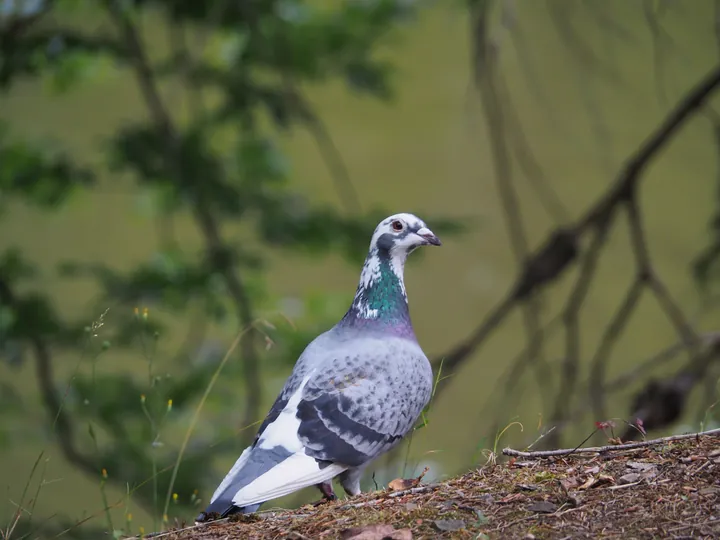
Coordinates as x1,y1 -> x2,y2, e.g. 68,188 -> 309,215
196,212 -> 441,522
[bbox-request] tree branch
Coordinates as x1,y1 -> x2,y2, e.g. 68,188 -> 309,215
435,65 -> 720,420
103,0 -> 262,439
587,278 -> 644,422
279,79 -> 362,215
468,0 -> 554,408
0,277 -> 98,478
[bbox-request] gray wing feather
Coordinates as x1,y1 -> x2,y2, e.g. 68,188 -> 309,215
252,330 -> 333,443
296,337 -> 433,467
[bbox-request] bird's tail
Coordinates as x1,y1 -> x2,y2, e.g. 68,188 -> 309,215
195,502 -> 260,523
196,445 -> 346,522
195,445 -> 295,521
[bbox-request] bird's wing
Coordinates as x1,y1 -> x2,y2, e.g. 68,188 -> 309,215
296,337 -> 433,467
207,333 -> 331,509
232,454 -> 346,507
230,373 -> 346,508
228,337 -> 432,508
250,331 -> 332,445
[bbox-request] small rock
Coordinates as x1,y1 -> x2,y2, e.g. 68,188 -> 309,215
626,461 -> 656,472
618,473 -> 641,485
527,501 -> 558,513
477,493 -> 494,504
433,519 -> 466,532
523,534 -> 536,540
405,502 -> 418,511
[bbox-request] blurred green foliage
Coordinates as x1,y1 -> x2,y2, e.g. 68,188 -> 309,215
0,0 -> 459,534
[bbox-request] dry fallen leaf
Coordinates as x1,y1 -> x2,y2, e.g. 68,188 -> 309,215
597,474 -> 615,486
340,524 -> 412,540
388,478 -> 414,491
579,472 -> 614,490
388,467 -> 429,491
579,476 -> 597,490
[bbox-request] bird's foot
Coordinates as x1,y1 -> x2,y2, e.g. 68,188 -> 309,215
310,495 -> 337,507
310,483 -> 337,506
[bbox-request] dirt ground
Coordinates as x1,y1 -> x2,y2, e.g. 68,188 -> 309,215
145,433 -> 720,539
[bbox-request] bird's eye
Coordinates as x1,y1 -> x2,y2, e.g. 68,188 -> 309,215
391,220 -> 404,232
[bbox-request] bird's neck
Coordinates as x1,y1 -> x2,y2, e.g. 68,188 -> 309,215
339,248 -> 414,336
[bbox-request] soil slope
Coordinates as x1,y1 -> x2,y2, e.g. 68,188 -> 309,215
147,433 -> 720,539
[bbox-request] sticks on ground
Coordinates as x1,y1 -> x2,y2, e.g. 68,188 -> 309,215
503,427 -> 720,459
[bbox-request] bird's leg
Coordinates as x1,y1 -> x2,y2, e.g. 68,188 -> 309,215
310,481 -> 337,506
339,466 -> 365,497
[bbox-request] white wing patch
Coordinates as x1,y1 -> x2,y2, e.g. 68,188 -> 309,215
227,374 -> 345,507
256,375 -> 310,452
232,453 -> 346,507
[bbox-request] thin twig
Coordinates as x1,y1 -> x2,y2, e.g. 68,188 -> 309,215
282,83 -> 362,215
467,0 -> 554,410
503,427 -> 720,458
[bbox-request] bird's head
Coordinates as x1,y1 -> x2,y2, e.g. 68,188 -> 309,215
369,213 -> 441,259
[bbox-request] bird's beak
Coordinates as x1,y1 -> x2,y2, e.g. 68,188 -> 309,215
416,227 -> 442,246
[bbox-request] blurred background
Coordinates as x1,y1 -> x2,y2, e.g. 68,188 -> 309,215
1,0 -> 720,537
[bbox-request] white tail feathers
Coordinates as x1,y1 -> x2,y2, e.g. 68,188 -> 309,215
210,447 -> 251,504
232,452 -> 346,507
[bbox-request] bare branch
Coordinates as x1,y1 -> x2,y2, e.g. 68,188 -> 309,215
545,0 -> 621,83
500,88 -> 570,224
621,339 -> 720,441
588,279 -> 644,422
643,0 -> 672,107
626,196 -> 698,350
608,332 -> 720,391
282,83 -> 362,215
547,226 -> 610,446
468,0 -> 554,406
436,64 -> 720,393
